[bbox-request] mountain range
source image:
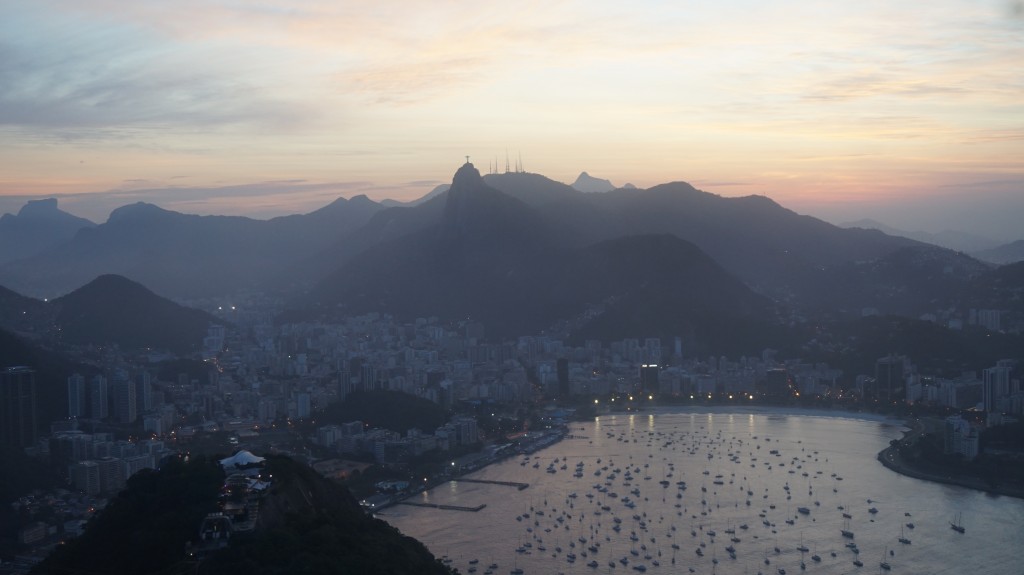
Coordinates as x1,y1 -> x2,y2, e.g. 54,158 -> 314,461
0,195 -> 384,299
973,240 -> 1024,265
840,218 -> 1024,263
0,198 -> 95,265
1,164 -> 1021,348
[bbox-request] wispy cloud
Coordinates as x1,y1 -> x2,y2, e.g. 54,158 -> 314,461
0,4 -> 315,137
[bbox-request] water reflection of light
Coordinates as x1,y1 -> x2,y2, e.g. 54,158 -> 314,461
384,411 -> 1024,575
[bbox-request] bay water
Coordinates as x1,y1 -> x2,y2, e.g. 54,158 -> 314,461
381,408 -> 1023,575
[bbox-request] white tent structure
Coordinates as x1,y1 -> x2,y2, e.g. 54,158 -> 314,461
219,450 -> 265,469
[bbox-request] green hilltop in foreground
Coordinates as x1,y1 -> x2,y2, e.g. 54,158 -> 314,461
33,455 -> 454,575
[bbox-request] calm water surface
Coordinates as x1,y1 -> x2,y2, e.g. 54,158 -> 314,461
381,408 -> 1023,575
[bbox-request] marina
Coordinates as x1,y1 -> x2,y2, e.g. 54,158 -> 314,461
398,502 -> 488,512
456,479 -> 531,491
381,408 -> 1024,575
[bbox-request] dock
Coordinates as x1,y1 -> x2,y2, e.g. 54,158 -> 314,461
398,502 -> 487,512
455,478 -> 530,490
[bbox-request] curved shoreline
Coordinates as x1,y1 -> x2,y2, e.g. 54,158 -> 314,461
877,419 -> 1024,500
637,404 -> 901,423
608,405 -> 1024,500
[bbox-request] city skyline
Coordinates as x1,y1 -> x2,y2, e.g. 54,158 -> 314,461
2,1 -> 1023,239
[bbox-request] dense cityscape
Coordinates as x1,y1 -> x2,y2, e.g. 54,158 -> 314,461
2,281 -> 1021,573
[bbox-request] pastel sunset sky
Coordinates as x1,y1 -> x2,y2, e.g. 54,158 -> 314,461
1,1 -> 1022,238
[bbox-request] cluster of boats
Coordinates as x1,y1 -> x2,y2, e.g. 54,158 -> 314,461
443,420 -> 967,575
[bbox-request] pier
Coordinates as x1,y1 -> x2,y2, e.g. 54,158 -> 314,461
398,502 -> 487,512
455,478 -> 529,491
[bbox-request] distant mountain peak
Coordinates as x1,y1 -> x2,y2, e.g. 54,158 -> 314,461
432,161 -> 552,248
78,273 -> 148,293
0,198 -> 96,265
108,201 -> 172,223
452,161 -> 484,189
443,162 -> 493,228
17,198 -> 59,217
572,171 -> 616,193
9,198 -> 93,225
52,274 -> 213,353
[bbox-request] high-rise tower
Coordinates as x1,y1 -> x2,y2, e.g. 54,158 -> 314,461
67,373 -> 86,419
1,366 -> 37,449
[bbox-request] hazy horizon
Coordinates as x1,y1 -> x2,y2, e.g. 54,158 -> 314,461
0,167 -> 1021,243
2,1 -> 1022,240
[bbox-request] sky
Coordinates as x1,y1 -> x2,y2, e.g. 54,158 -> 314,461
1,0 -> 1022,239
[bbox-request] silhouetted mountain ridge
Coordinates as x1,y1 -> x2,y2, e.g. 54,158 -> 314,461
0,164 -> 1011,329
313,164 -> 772,343
973,239 -> 1024,265
809,244 -> 993,315
0,198 -> 95,265
557,234 -> 775,353
571,171 -> 616,193
51,274 -> 215,353
313,164 -> 565,335
841,218 -> 1001,252
0,196 -> 385,298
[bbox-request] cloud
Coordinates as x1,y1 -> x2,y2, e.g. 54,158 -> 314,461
337,55 -> 491,105
0,5 -> 314,136
803,74 -> 968,103
694,181 -> 753,187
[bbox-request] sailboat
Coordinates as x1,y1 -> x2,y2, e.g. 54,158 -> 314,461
898,525 -> 911,545
951,512 -> 966,533
879,546 -> 891,570
841,517 -> 854,539
796,531 -> 809,552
